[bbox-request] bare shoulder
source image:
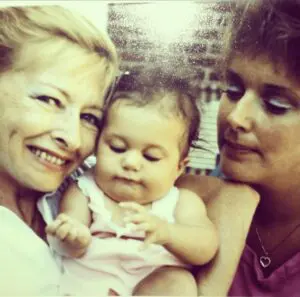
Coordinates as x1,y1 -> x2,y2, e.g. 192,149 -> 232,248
176,174 -> 260,205
174,188 -> 207,225
60,176 -> 91,215
176,174 -> 226,203
62,176 -> 89,203
177,188 -> 206,209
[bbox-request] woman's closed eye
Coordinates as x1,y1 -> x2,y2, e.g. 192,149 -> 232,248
222,83 -> 245,102
263,97 -> 294,115
262,87 -> 297,115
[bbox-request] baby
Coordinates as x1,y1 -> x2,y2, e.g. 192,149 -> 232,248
46,70 -> 218,296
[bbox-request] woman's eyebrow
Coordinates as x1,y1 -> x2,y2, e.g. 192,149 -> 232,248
39,81 -> 70,100
225,69 -> 243,84
39,82 -> 105,111
88,104 -> 105,112
265,84 -> 292,93
264,84 -> 300,101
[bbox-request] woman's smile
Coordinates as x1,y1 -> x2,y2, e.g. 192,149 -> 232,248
27,145 -> 71,171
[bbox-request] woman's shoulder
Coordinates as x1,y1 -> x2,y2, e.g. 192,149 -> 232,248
176,174 -> 260,205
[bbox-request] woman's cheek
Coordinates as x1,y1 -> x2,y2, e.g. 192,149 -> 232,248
82,131 -> 98,157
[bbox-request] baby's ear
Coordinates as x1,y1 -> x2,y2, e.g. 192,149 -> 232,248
177,157 -> 189,177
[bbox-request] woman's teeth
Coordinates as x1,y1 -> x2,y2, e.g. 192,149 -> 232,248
31,148 -> 66,165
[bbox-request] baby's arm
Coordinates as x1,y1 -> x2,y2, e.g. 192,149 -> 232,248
46,182 -> 92,258
120,189 -> 218,266
165,189 -> 218,265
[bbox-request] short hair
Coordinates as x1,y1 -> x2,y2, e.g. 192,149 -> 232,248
0,5 -> 119,95
221,0 -> 300,81
102,68 -> 201,159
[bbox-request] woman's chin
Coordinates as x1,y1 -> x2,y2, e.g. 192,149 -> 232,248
25,175 -> 64,194
220,160 -> 259,184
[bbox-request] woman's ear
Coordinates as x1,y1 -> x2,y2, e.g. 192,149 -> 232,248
177,157 -> 189,178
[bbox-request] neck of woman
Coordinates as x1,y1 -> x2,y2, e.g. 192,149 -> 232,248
247,183 -> 300,275
0,172 -> 43,229
253,183 -> 300,225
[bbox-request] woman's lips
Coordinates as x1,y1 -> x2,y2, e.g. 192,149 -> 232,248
226,141 -> 255,151
28,145 -> 72,172
223,140 -> 260,156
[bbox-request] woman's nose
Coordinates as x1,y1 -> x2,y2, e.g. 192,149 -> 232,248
121,151 -> 141,171
51,112 -> 81,152
227,90 -> 258,132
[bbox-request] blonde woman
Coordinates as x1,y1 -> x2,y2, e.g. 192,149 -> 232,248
0,5 -> 118,295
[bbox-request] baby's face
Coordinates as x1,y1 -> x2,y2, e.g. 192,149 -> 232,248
94,100 -> 187,204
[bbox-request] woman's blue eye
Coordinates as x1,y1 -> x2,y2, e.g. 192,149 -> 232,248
35,95 -> 61,107
81,114 -> 100,127
110,145 -> 126,153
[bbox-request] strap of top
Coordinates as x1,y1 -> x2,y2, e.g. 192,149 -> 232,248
76,172 -> 111,222
76,173 -> 143,238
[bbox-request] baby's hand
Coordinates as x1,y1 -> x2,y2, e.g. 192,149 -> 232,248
119,202 -> 170,250
46,213 -> 91,250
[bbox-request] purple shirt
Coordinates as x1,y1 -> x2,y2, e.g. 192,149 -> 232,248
228,244 -> 300,296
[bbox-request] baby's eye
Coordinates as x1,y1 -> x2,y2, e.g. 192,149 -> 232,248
144,154 -> 161,162
263,97 -> 294,115
34,95 -> 61,107
110,145 -> 126,153
81,114 -> 101,127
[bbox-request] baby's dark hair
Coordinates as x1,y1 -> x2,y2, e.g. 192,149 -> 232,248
221,0 -> 300,81
102,68 -> 201,159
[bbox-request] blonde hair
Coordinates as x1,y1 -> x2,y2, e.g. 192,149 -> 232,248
0,5 -> 119,94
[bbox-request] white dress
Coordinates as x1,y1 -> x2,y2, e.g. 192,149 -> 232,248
57,173 -> 188,296
0,161 -> 93,296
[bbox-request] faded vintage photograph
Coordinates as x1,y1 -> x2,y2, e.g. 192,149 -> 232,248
0,1 -> 298,296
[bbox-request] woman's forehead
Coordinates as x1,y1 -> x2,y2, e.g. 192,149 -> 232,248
16,40 -> 106,84
229,54 -> 297,86
15,39 -> 104,73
